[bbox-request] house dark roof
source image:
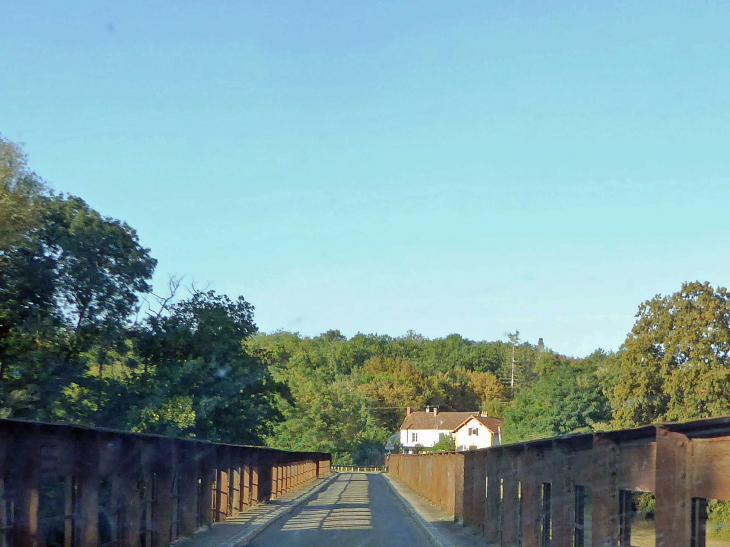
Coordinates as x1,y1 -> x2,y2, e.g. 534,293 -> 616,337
400,411 -> 480,431
452,415 -> 504,434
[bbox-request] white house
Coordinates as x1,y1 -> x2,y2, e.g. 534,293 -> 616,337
399,406 -> 480,453
452,415 -> 503,451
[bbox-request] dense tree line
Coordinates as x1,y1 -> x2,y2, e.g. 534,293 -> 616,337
247,329 -> 620,459
2,136 -> 730,479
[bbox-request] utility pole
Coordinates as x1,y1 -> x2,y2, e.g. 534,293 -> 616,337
511,343 -> 515,396
507,331 -> 520,396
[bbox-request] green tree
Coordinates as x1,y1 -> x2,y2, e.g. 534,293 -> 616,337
0,136 -> 46,251
423,434 -> 456,452
268,374 -> 388,465
131,290 -> 278,443
498,331 -> 539,396
251,329 -> 585,460
42,195 -> 156,339
1,139 -> 156,420
358,355 -> 429,431
467,370 -> 507,410
502,362 -> 611,443
612,281 -> 730,427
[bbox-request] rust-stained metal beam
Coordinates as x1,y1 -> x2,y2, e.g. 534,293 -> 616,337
590,434 -> 620,547
0,418 -> 331,547
483,450 -> 501,542
520,446 -> 542,547
500,449 -> 521,547
387,414 -> 730,547
11,424 -> 41,547
551,439 -> 574,547
155,438 -> 175,543
75,429 -> 101,547
655,428 -> 692,547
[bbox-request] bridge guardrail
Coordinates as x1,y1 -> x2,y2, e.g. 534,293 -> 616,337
331,466 -> 385,473
0,418 -> 331,547
387,415 -> 730,547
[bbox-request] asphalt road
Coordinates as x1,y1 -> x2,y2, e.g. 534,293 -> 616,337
249,473 -> 432,546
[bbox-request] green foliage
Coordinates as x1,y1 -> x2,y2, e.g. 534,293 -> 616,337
41,195 -> 157,337
708,500 -> 730,540
635,493 -> 655,519
133,396 -> 196,435
502,359 -> 612,443
130,290 -> 278,443
253,330 -> 570,461
266,374 -> 388,465
424,434 -> 456,452
0,137 -> 276,446
0,139 -> 155,420
0,135 -> 46,251
612,281 -> 730,427
358,355 -> 429,430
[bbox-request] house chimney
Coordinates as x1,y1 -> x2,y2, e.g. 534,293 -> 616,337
433,406 -> 439,416
406,407 -> 412,416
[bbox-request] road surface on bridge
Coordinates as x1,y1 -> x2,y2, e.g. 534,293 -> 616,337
249,472 -> 432,546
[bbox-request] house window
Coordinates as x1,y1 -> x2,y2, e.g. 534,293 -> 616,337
412,432 -> 418,443
468,427 -> 479,436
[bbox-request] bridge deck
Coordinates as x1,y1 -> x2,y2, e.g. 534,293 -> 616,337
181,475 -> 332,547
247,473 -> 431,546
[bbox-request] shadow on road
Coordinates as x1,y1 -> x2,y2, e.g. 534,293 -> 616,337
250,473 -> 430,546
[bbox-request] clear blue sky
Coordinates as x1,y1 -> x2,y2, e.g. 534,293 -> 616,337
3,1 -> 729,357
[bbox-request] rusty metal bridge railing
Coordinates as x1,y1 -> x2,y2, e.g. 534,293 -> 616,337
388,415 -> 730,547
0,419 -> 331,547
